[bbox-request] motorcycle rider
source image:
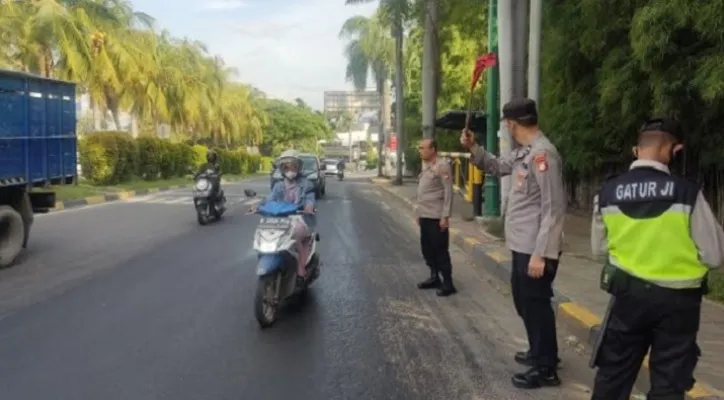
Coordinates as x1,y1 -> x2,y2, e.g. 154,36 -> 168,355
196,149 -> 223,203
251,150 -> 316,283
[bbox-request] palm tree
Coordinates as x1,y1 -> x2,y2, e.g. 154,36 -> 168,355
339,12 -> 393,177
0,0 -> 268,148
345,0 -> 409,184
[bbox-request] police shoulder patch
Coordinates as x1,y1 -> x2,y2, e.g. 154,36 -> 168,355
533,152 -> 548,172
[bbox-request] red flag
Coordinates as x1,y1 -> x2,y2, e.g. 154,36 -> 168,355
470,52 -> 497,91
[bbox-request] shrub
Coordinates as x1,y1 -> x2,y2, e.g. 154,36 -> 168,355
78,131 -> 137,185
78,134 -> 259,185
191,145 -> 208,169
260,156 -> 274,172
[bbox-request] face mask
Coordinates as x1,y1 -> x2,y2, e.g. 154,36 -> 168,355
284,171 -> 298,180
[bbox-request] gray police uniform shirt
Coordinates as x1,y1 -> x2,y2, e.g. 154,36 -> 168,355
470,133 -> 566,259
591,159 -> 724,269
416,157 -> 454,220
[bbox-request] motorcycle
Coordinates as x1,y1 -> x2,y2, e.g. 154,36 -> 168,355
193,169 -> 226,225
337,170 -> 344,181
244,189 -> 321,328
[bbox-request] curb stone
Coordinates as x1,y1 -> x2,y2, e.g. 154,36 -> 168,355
52,184 -> 191,212
370,177 -> 722,400
50,176 -> 256,213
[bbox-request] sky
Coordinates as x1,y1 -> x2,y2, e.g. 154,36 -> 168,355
131,0 -> 378,110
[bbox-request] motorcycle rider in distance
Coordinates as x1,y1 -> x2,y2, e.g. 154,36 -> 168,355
196,149 -> 223,203
250,150 -> 316,284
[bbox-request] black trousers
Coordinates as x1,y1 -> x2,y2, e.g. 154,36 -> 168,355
591,275 -> 702,400
511,251 -> 559,368
419,218 -> 452,280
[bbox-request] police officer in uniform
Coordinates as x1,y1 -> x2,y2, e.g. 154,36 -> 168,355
415,138 -> 456,296
460,98 -> 566,389
590,118 -> 724,400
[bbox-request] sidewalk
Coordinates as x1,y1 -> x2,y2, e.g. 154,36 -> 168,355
372,178 -> 724,399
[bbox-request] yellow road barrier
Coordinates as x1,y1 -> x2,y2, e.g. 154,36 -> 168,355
439,152 -> 484,203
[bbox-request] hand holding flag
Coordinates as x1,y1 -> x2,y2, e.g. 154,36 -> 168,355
466,52 -> 498,129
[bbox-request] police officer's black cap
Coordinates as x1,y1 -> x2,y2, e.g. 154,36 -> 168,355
638,117 -> 683,142
501,98 -> 538,122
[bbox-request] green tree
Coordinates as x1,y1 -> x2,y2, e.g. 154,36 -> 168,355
260,99 -> 333,156
0,0 -> 268,148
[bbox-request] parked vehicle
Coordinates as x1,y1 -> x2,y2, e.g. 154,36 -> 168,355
270,153 -> 326,197
244,190 -> 321,328
0,70 -> 77,268
193,169 -> 226,225
322,158 -> 344,181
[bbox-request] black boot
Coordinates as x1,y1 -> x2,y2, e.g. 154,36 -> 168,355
436,276 -> 457,297
514,350 -> 561,368
417,270 -> 441,289
511,366 -> 561,389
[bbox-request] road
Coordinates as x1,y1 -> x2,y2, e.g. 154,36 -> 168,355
0,174 -> 600,400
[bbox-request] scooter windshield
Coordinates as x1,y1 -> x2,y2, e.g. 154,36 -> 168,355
258,201 -> 300,217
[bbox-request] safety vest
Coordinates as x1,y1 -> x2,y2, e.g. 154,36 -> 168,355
598,167 -> 707,289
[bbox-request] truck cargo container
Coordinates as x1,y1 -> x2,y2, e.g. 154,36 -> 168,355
0,69 -> 77,268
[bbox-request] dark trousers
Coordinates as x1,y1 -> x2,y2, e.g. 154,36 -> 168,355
419,218 -> 452,280
592,275 -> 702,400
511,251 -> 559,368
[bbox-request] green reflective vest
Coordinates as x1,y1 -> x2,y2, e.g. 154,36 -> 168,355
599,168 -> 707,289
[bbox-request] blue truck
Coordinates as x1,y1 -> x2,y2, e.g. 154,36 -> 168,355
0,69 -> 77,268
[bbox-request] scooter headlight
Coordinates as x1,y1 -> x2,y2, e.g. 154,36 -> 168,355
195,178 -> 210,191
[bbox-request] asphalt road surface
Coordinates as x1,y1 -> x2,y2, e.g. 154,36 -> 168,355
0,174 -> 600,400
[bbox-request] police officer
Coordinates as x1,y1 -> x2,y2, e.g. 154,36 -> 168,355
460,98 -> 566,389
590,118 -> 724,400
415,138 -> 456,297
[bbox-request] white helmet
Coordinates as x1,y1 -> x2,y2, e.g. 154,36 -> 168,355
276,150 -> 303,179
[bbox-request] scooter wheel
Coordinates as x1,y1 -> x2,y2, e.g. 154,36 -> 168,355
254,275 -> 279,328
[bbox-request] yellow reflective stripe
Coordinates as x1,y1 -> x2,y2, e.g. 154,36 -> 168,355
607,257 -> 703,289
600,203 -> 692,215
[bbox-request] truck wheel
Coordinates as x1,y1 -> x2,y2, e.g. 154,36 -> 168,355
0,205 -> 25,268
19,191 -> 33,248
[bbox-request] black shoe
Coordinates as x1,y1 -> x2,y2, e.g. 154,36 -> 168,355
417,276 -> 441,289
511,367 -> 561,389
514,351 -> 562,368
436,281 -> 457,297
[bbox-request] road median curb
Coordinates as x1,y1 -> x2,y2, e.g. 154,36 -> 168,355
50,175 -> 261,212
52,184 -> 191,212
370,178 -> 721,400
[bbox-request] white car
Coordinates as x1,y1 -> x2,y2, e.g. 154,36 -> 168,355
322,159 -> 340,176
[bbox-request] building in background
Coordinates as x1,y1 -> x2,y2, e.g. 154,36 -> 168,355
323,91 -> 383,163
323,91 -> 380,117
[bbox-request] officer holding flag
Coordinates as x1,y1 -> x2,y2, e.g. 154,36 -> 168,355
460,98 -> 566,389
590,117 -> 724,399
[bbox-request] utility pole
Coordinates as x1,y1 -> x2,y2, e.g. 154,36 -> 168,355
421,0 -> 438,139
527,0 -> 542,104
348,124 -> 353,164
393,20 -> 405,185
497,0 -> 514,211
512,0 -> 529,99
484,0 -> 500,217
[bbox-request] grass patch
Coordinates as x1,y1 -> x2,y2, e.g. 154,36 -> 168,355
706,270 -> 724,304
41,173 -> 264,202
